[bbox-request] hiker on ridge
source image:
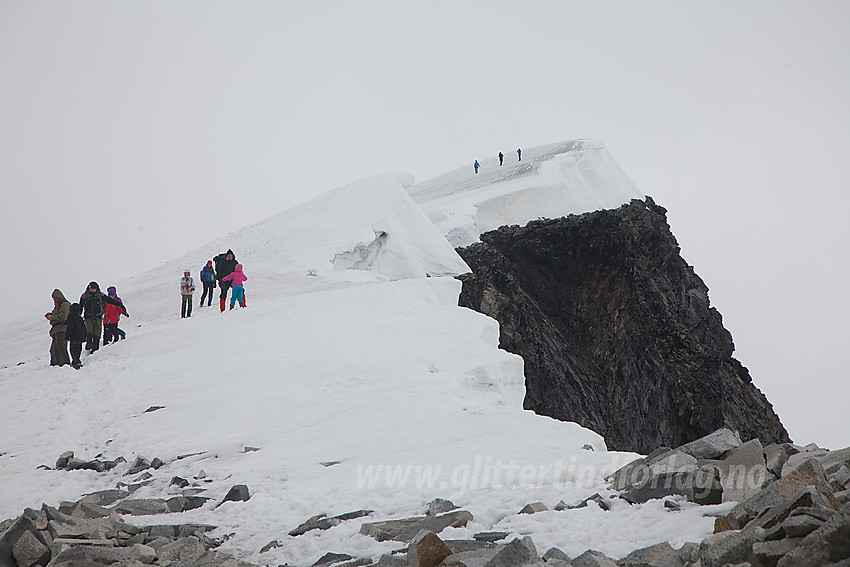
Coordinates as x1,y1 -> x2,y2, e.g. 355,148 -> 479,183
214,249 -> 238,312
79,282 -> 128,354
67,303 -> 86,369
45,289 -> 71,367
102,286 -> 126,344
180,270 -> 196,318
220,263 -> 248,310
199,260 -> 216,308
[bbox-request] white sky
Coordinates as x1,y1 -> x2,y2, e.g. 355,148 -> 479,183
1,1 -> 849,448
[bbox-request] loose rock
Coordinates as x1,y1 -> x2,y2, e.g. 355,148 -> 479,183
617,541 -> 683,567
426,499 -> 458,517
218,485 -> 251,507
482,536 -> 537,567
570,549 -> 617,567
360,511 -> 473,543
408,530 -> 452,567
519,503 -> 548,514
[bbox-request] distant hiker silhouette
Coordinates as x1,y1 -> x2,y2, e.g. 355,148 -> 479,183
474,160 -> 480,174
499,152 -> 504,166
517,148 -> 522,161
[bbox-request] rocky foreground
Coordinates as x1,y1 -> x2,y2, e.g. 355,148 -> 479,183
2,429 -> 849,567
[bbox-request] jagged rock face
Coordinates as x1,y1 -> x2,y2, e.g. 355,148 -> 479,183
456,196 -> 790,454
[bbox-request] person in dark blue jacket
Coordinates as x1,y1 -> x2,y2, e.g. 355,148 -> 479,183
199,260 -> 216,307
474,160 -> 480,174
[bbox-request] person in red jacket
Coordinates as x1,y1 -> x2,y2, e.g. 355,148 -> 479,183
102,286 -> 127,345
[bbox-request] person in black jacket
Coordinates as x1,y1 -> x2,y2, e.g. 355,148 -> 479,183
79,281 -> 128,353
66,303 -> 87,369
213,249 -> 238,312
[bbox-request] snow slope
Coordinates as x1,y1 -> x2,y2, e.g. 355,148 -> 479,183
0,144 -> 724,563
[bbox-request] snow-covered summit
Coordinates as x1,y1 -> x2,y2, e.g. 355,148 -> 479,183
0,148 -> 720,564
409,139 -> 644,247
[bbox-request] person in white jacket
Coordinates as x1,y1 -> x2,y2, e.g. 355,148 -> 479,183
180,270 -> 196,318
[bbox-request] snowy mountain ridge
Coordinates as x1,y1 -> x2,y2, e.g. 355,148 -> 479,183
0,140 -> 727,563
407,139 -> 643,247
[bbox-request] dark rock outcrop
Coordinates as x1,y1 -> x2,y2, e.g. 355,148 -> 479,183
456,196 -> 790,454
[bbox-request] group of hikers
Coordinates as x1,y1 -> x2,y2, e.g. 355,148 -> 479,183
45,248 -> 248,368
45,283 -> 129,369
179,248 -> 248,318
474,148 -> 521,174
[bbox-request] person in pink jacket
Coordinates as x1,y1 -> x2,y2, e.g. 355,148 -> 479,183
220,263 -> 247,309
